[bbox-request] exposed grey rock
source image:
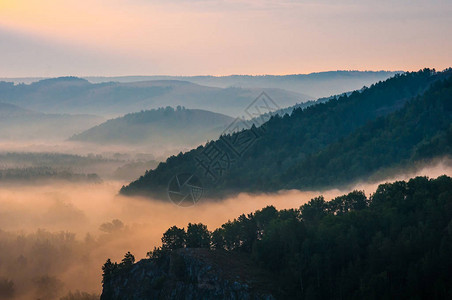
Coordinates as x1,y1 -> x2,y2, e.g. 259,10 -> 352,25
101,249 -> 276,300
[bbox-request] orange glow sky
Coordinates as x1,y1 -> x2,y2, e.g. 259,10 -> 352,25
0,0 -> 451,76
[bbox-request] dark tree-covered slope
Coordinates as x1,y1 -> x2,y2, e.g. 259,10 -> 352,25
120,69 -> 452,199
107,175 -> 452,299
281,75 -> 452,189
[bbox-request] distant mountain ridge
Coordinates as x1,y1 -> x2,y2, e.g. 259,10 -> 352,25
0,78 -> 307,117
0,102 -> 34,117
0,71 -> 398,118
0,71 -> 399,96
83,70 -> 400,96
70,107 -> 235,150
0,102 -> 103,141
120,68 -> 452,200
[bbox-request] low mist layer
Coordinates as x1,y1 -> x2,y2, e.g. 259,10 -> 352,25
0,161 -> 451,299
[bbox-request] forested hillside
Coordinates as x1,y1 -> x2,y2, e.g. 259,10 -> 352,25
121,69 -> 452,199
107,176 -> 452,299
281,74 -> 452,189
70,107 -> 234,148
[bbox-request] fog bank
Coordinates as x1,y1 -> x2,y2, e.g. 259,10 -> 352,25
0,160 -> 451,299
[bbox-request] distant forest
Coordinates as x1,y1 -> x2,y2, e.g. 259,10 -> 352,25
70,106 -> 234,148
0,167 -> 101,183
107,175 -> 452,299
121,68 -> 452,199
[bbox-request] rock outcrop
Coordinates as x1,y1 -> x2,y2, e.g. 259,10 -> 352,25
101,249 -> 276,300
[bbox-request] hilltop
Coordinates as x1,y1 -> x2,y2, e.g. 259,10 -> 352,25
120,68 -> 452,200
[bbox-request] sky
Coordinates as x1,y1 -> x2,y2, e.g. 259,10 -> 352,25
0,0 -> 451,77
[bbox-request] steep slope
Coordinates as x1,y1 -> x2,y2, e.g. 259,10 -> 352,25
70,107 -> 235,149
120,68 -> 452,200
0,102 -> 104,141
282,76 -> 452,189
249,92 -> 351,125
0,78 -> 306,117
101,249 -> 277,300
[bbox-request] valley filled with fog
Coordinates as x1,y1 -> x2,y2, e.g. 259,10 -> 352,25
0,157 -> 450,299
2,1 -> 451,298
0,0 -> 452,300
0,70 -> 451,299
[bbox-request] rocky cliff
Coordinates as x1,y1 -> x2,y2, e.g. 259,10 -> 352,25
101,248 -> 276,300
